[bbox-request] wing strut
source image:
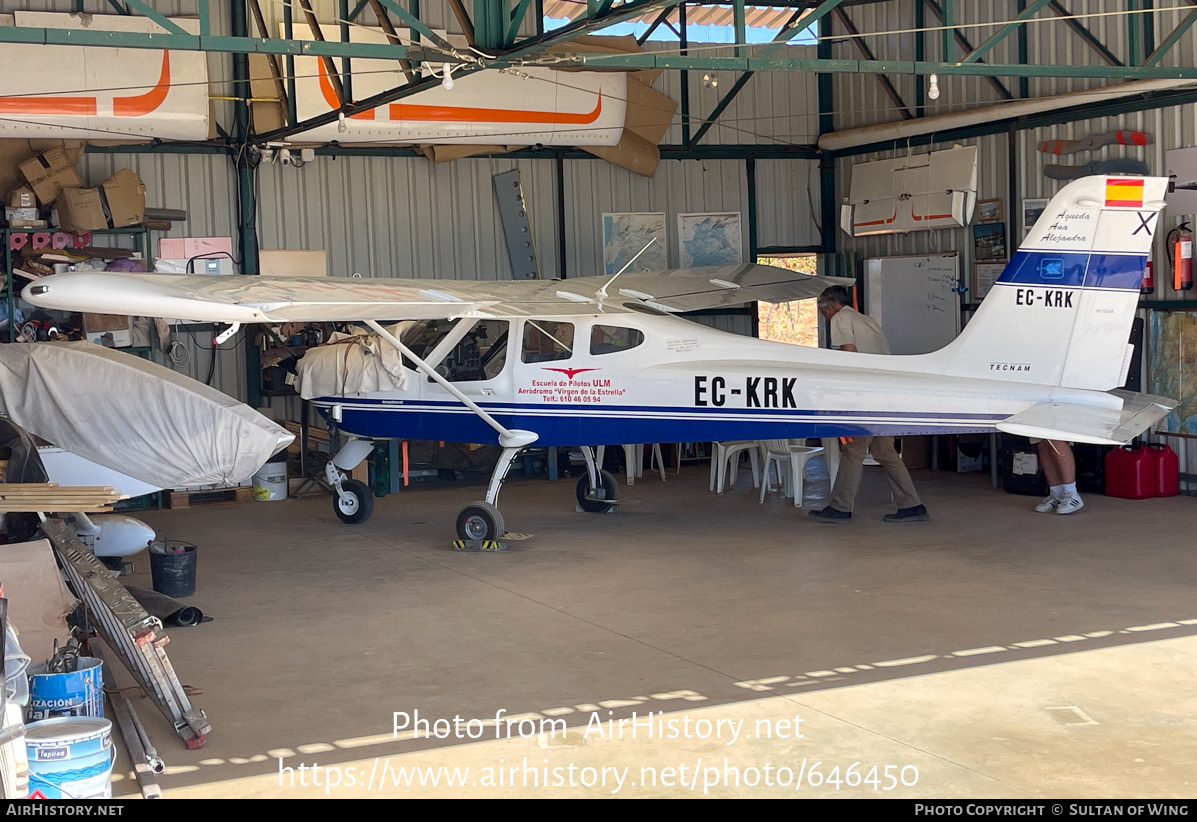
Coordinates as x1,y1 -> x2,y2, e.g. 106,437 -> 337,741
362,320 -> 538,449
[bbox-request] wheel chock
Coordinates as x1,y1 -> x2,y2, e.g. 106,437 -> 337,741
452,539 -> 509,552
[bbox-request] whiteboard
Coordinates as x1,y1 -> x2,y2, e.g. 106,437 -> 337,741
864,253 -> 961,354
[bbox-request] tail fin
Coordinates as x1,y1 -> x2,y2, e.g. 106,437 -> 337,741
933,175 -> 1166,390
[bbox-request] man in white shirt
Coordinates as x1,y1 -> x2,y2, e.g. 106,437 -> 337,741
809,286 -> 928,523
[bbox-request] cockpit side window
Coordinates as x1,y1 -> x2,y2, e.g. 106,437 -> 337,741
521,321 -> 574,363
440,320 -> 509,382
590,325 -> 644,355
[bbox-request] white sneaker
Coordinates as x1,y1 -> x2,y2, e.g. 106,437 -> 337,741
1034,495 -> 1059,513
1056,495 -> 1085,515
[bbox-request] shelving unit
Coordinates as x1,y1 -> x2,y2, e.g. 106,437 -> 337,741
2,227 -> 153,344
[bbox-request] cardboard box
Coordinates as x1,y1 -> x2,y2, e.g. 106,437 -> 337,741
55,169 -> 146,232
99,168 -> 145,227
7,186 -> 35,208
18,148 -> 82,205
83,313 -> 133,348
56,187 -> 107,232
260,249 -> 327,277
159,236 -> 233,260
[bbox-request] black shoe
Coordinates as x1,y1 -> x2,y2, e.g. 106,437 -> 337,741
809,506 -> 852,523
884,505 -> 928,522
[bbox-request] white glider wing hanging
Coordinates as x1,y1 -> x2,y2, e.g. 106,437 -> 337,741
24,265 -> 855,323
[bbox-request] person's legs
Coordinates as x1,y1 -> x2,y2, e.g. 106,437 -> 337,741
870,436 -> 922,510
827,436 -> 870,512
1036,440 -> 1083,514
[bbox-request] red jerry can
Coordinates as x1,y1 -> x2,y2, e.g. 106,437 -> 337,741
1147,443 -> 1179,497
1104,446 -> 1155,499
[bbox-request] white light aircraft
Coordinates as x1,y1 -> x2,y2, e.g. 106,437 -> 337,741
24,176 -> 1177,541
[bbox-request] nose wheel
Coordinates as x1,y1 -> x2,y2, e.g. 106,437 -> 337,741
333,479 -> 374,524
456,501 -> 505,541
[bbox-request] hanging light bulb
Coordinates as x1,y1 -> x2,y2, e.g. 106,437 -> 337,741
928,73 -> 940,100
337,111 -> 347,133
441,63 -> 454,91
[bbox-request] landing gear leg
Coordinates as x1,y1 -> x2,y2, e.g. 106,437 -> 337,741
455,446 -> 522,540
327,439 -> 376,524
576,446 -> 619,513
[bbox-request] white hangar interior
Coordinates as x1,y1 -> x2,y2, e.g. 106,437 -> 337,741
0,0 -> 1193,800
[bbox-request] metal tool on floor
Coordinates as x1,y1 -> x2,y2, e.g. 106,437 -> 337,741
39,518 -> 210,749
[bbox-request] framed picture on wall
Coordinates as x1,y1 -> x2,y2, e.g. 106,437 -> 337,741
677,212 -> 743,267
1023,198 -> 1049,231
977,198 -> 1003,222
602,213 -> 668,275
972,262 -> 1007,302
972,222 -> 1007,261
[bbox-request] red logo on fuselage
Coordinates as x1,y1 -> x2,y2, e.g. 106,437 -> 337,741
542,367 -> 599,380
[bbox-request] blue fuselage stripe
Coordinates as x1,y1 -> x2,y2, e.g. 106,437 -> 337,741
316,399 -> 1006,445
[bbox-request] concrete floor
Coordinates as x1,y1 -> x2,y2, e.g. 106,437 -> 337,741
104,459 -> 1197,799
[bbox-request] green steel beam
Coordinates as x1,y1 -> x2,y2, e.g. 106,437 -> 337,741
817,14 -> 835,255
199,1 -> 210,37
4,21 -> 1194,82
923,0 -> 1013,100
340,0 -> 353,103
733,0 -> 746,58
758,0 -> 846,58
1048,0 -> 1122,66
637,7 -> 674,44
505,0 -> 537,46
374,0 -> 456,51
940,0 -> 952,61
350,0 -> 370,20
915,0 -> 925,114
1145,0 -> 1156,54
961,0 -> 1051,64
105,1 -> 130,16
232,0 -> 261,407
679,2 -> 690,147
474,0 -> 505,50
1017,0 -> 1029,98
122,0 -> 188,34
833,6 -> 911,119
1144,6 -> 1197,66
1129,0 -> 1141,66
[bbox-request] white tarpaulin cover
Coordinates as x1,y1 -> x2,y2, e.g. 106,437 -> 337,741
0,342 -> 294,489
293,330 -> 408,400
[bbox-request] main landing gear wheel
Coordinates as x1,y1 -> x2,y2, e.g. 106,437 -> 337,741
333,479 -> 374,524
576,469 -> 619,513
456,501 -> 506,541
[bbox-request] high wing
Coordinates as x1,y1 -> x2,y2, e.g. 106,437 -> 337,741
23,265 -> 855,323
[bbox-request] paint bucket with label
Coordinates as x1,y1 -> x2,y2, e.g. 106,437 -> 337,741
25,717 -> 114,800
252,456 -> 288,501
26,658 -> 104,722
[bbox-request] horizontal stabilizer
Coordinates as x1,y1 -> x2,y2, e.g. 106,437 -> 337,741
996,391 -> 1178,445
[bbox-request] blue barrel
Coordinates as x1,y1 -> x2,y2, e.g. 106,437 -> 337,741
26,717 -> 115,800
26,658 -> 104,721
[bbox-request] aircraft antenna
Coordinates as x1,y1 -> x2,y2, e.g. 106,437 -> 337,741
597,238 -> 657,302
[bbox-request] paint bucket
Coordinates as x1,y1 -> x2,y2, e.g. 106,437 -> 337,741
25,717 -> 114,800
26,658 -> 104,722
252,456 -> 288,501
150,540 -> 197,597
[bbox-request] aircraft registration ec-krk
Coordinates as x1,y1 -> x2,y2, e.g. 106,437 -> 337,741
24,176 -> 1178,542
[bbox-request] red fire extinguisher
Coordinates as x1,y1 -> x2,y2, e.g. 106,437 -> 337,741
1167,223 -> 1194,291
1141,252 -> 1154,295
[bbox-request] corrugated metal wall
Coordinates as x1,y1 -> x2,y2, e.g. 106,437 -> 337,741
256,152 -> 819,279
